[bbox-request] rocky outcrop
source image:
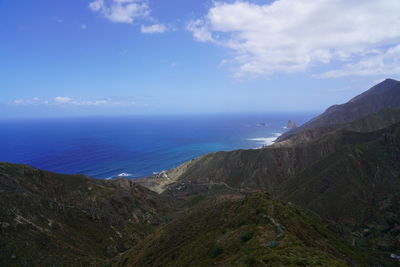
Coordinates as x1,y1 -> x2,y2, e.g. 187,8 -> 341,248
286,120 -> 297,129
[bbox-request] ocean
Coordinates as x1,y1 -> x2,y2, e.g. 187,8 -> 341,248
0,113 -> 314,179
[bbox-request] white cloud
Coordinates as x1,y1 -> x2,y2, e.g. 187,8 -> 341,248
89,0 -> 104,11
187,19 -> 213,42
13,99 -> 25,105
11,97 -> 44,106
188,0 -> 400,78
54,97 -> 118,106
11,97 -> 135,107
141,24 -> 168,34
319,45 -> 400,78
81,100 -> 109,106
81,24 -> 87,30
54,96 -> 74,104
89,0 -> 150,24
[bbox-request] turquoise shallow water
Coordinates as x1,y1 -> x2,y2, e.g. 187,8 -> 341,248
0,113 -> 314,179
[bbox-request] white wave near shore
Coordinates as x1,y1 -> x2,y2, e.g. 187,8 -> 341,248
247,133 -> 281,147
106,172 -> 134,180
118,173 -> 133,177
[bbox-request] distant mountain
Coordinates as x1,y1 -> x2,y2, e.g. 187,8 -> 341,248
277,78 -> 400,142
114,193 -> 367,267
0,163 -> 173,266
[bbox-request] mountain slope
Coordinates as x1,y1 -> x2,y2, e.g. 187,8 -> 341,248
142,115 -> 393,194
279,123 -> 400,227
278,124 -> 400,262
114,193 -> 367,267
0,163 -> 174,266
276,78 -> 400,142
136,119 -> 400,265
157,122 -> 400,225
274,107 -> 400,147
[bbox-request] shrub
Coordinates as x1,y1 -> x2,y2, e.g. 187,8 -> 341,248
241,232 -> 254,243
210,243 -> 224,258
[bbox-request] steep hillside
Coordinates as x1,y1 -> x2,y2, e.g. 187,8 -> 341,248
114,193 -> 367,267
279,123 -> 400,226
275,107 -> 400,147
278,124 -> 400,262
277,78 -> 400,142
0,163 -> 174,266
141,116 -> 390,195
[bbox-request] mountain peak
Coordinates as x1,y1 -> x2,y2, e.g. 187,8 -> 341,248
381,78 -> 399,83
371,78 -> 399,90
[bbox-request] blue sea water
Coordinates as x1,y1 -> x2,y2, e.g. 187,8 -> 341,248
0,113 -> 314,179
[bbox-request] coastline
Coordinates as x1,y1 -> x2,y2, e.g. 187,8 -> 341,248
1,114 -> 310,180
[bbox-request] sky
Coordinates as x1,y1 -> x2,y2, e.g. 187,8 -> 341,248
1,0 -> 400,118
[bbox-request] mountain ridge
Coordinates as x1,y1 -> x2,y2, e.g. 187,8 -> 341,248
276,78 -> 400,142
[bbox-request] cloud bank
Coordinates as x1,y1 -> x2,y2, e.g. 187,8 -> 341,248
188,0 -> 400,78
11,97 -> 135,107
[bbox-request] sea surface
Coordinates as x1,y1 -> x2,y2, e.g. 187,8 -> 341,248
0,113 -> 314,179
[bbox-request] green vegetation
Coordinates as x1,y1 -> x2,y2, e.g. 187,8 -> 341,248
241,231 -> 254,243
139,112 -> 400,265
114,193 -> 365,266
3,120 -> 399,265
209,243 -> 224,258
0,163 -> 174,266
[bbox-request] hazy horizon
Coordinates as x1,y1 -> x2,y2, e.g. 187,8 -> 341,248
1,106 -> 320,119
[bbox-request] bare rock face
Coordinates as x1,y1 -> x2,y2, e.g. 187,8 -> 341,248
286,120 -> 297,129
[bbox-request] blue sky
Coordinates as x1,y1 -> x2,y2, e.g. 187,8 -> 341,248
1,0 -> 400,118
